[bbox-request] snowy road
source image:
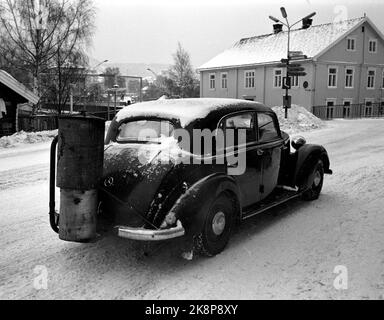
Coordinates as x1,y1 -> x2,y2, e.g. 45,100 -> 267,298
0,119 -> 384,300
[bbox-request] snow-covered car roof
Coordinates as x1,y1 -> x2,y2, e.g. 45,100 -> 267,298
115,98 -> 271,128
198,17 -> 366,70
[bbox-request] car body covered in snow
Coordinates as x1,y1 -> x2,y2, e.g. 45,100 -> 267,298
100,98 -> 332,256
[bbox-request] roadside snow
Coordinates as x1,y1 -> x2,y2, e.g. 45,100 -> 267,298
0,130 -> 58,149
273,105 -> 325,135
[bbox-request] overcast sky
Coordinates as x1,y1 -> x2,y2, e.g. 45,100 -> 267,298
90,0 -> 384,68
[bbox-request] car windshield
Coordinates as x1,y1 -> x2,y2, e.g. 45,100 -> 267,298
116,119 -> 175,143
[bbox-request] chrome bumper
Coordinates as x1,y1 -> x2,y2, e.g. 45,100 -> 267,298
117,220 -> 185,241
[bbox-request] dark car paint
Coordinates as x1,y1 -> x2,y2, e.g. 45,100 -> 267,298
101,99 -> 331,232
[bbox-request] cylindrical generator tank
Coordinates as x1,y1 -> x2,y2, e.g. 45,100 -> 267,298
57,115 -> 105,242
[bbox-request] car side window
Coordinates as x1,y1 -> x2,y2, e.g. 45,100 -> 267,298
257,113 -> 279,142
224,112 -> 256,146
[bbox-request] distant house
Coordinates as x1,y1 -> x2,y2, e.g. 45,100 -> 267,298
0,70 -> 39,136
198,16 -> 384,118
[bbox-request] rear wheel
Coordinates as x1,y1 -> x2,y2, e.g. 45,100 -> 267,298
302,160 -> 324,201
194,194 -> 236,257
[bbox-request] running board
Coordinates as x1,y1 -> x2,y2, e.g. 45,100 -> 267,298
241,190 -> 303,220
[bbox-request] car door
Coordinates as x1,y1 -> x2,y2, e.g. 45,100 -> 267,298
223,111 -> 262,208
256,112 -> 284,201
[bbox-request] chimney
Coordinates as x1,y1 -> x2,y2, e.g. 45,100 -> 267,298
302,18 -> 313,29
273,24 -> 283,34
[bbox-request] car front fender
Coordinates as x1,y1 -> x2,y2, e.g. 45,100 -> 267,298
293,144 -> 332,188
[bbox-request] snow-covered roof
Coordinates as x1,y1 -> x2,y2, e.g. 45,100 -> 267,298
0,70 -> 39,104
198,17 -> 366,71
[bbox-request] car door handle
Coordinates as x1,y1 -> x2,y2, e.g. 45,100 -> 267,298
256,149 -> 264,156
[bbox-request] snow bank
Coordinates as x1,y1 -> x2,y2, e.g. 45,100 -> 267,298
0,130 -> 58,148
272,104 -> 325,135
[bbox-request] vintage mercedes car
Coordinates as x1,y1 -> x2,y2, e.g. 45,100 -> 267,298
99,98 -> 332,256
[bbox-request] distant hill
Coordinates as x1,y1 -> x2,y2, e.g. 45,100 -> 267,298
103,62 -> 170,78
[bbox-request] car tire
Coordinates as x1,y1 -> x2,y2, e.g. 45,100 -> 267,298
302,160 -> 324,201
193,193 -> 236,257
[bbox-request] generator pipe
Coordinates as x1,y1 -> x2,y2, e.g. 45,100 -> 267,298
49,135 -> 59,233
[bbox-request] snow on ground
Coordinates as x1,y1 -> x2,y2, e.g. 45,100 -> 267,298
0,118 -> 383,299
273,105 -> 325,135
0,130 -> 58,149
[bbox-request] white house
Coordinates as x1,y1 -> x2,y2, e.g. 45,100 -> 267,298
197,16 -> 384,118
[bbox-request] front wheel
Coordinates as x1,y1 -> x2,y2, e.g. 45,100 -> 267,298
302,160 -> 324,201
194,194 -> 236,257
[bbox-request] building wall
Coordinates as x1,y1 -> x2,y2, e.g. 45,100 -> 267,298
314,21 -> 384,106
200,62 -> 314,110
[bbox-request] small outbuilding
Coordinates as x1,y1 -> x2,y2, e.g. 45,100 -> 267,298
0,70 -> 39,137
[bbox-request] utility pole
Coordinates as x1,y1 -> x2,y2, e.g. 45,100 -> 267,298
269,8 -> 316,118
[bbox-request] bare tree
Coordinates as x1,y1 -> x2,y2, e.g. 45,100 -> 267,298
0,0 -> 96,112
168,42 -> 199,98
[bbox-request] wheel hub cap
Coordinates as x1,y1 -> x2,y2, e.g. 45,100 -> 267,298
313,171 -> 321,187
212,211 -> 226,236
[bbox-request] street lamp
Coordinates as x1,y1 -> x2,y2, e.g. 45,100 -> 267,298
269,8 -> 316,118
146,68 -> 158,79
92,60 -> 109,70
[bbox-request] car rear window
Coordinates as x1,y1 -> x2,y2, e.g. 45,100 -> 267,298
116,120 -> 174,143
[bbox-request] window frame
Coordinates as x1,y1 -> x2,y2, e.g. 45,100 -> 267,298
290,75 -> 300,88
343,98 -> 353,106
346,37 -> 356,52
273,68 -> 283,88
345,66 -> 355,89
221,72 -> 228,90
256,112 -> 281,143
209,73 -> 216,90
244,69 -> 256,89
328,66 -> 338,88
326,98 -> 337,107
381,69 -> 384,89
367,67 -> 376,89
368,39 -> 377,53
364,98 -> 375,116
219,111 -> 257,148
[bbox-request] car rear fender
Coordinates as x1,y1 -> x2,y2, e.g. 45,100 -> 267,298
293,144 -> 332,189
169,173 -> 241,237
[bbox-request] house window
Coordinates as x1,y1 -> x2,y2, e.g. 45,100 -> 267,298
326,99 -> 336,119
379,100 -> 384,116
221,72 -> 228,89
244,70 -> 255,88
273,68 -> 282,88
209,73 -> 216,90
343,99 -> 352,118
382,70 -> 384,89
347,38 -> 356,51
368,39 -> 377,53
328,67 -> 337,88
290,75 -> 299,88
365,99 -> 374,117
345,67 -> 354,88
367,68 -> 376,89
